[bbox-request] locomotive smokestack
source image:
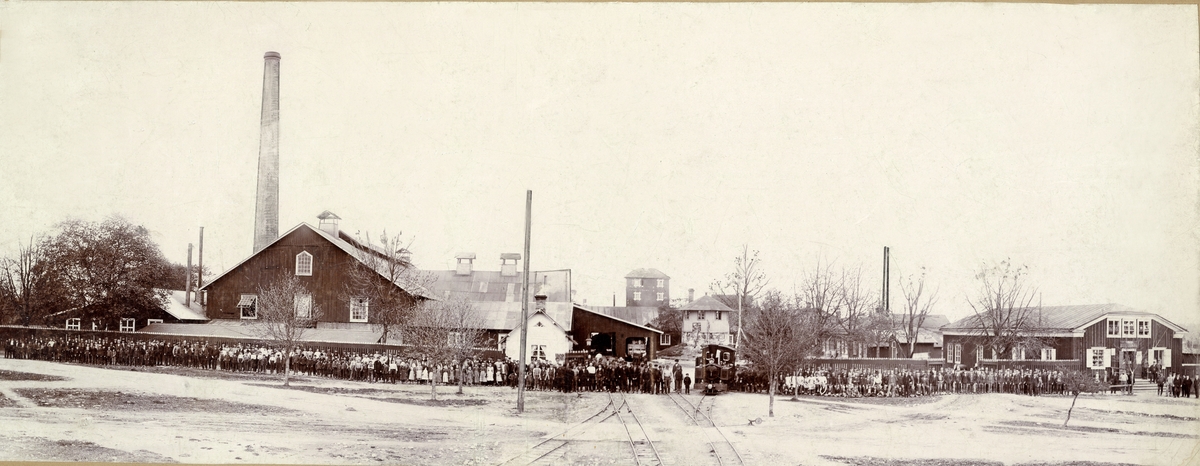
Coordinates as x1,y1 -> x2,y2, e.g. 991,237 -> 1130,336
253,51 -> 281,254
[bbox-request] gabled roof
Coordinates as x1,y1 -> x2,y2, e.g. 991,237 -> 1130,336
161,290 -> 208,321
511,309 -> 571,335
681,295 -> 734,312
473,301 -> 574,331
425,269 -> 572,303
892,313 -> 949,331
574,304 -> 663,334
625,268 -> 670,279
942,303 -> 1187,334
200,223 -> 434,299
585,306 -> 660,326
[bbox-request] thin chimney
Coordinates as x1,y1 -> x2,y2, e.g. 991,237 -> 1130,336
253,51 -> 281,254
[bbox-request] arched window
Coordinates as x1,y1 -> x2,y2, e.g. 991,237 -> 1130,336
295,251 -> 313,276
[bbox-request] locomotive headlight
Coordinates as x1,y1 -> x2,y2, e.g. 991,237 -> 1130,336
707,384 -> 713,389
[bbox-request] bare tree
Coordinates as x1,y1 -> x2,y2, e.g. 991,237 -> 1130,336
253,275 -> 322,387
966,259 -> 1044,359
796,259 -> 842,347
834,266 -> 878,358
895,267 -> 938,358
740,290 -> 820,417
442,298 -> 487,395
710,245 -> 769,348
342,231 -> 435,344
404,299 -> 463,401
0,236 -> 62,326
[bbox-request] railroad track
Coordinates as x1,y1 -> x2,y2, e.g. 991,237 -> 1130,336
498,395 -> 617,466
667,392 -> 745,466
609,391 -> 665,466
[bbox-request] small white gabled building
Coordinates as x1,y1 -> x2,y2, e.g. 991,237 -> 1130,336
503,296 -> 573,364
681,295 -> 734,347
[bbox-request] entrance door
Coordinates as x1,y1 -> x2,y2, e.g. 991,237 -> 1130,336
1120,350 -> 1136,372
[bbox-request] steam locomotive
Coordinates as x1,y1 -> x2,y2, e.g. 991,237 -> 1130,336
694,344 -> 736,395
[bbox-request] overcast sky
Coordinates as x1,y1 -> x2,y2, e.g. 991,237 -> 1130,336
1,3 -> 1197,324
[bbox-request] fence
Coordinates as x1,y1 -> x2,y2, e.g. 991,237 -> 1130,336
806,358 -> 945,371
0,325 -> 506,359
979,359 -> 1082,371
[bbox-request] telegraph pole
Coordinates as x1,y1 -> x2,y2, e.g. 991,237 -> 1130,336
517,190 -> 532,413
197,227 -> 205,306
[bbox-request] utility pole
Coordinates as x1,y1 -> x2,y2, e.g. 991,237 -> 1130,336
197,227 -> 205,306
517,190 -> 532,413
185,243 -> 194,305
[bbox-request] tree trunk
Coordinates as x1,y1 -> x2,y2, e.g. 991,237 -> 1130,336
457,363 -> 465,395
283,347 -> 292,387
768,372 -> 776,417
1063,391 -> 1079,427
430,373 -> 438,401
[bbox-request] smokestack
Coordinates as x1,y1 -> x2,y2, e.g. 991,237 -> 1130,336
253,51 -> 281,254
688,288 -> 694,303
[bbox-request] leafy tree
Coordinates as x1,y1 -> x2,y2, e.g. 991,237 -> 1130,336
161,262 -> 214,293
965,259 -> 1044,359
342,231 -> 434,344
42,217 -> 170,326
252,275 -> 322,387
1061,370 -> 1106,426
0,236 -> 64,326
648,303 -> 682,344
895,267 -> 938,358
710,244 -> 769,348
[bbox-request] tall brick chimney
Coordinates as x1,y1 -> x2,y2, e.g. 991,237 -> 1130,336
253,51 -> 281,254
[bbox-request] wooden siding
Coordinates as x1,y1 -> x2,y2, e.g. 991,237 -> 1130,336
568,308 -> 659,359
205,226 -> 416,324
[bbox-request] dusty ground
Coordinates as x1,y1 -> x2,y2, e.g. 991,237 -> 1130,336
0,358 -> 1197,466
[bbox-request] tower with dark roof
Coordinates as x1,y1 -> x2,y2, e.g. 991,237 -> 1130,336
624,268 -> 669,307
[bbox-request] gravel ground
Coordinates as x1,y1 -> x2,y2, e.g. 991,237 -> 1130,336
1,358 -> 1198,465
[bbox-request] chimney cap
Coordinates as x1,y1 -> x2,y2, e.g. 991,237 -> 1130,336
317,210 -> 341,220
500,253 -> 522,260
455,252 -> 476,260
265,51 -> 281,59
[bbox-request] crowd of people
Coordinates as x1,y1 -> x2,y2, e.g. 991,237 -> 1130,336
0,334 -> 699,394
5,334 -> 1198,399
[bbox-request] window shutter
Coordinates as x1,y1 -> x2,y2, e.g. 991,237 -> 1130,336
1104,348 -> 1113,368
1164,349 -> 1171,368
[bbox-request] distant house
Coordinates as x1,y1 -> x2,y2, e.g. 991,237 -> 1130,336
625,268 -> 669,307
680,295 -> 734,347
57,289 -> 208,333
941,303 -> 1187,375
859,314 -> 949,359
423,253 -> 572,303
199,212 -> 431,331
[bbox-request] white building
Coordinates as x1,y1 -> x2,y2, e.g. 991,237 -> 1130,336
681,295 -> 734,346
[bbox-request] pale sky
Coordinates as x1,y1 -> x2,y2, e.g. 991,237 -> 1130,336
1,3 -> 1197,325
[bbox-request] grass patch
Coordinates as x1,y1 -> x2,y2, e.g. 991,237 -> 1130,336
12,388 -> 295,414
0,369 -> 68,382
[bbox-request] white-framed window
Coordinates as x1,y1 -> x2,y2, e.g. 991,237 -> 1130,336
715,311 -> 722,320
147,319 -> 163,325
1137,319 -> 1151,338
1013,345 -> 1026,360
631,278 -> 642,288
1089,347 -> 1107,369
976,347 -> 983,363
953,343 -> 963,364
1042,348 -> 1056,360
91,321 -> 99,331
238,294 -> 258,319
1107,319 -> 1121,337
350,298 -> 369,322
1122,318 -> 1136,338
1151,347 -> 1172,368
294,294 -> 312,319
531,345 -> 546,361
699,311 -> 706,320
295,251 -> 313,276
656,279 -> 664,288
119,318 -> 135,332
660,333 -> 671,345
633,291 -> 642,301
656,292 -> 664,301
66,318 -> 81,330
